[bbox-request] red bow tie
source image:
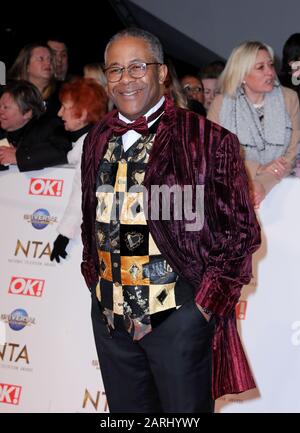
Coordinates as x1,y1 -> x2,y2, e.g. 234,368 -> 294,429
109,116 -> 149,136
109,101 -> 165,137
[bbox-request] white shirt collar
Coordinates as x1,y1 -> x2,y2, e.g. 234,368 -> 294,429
118,96 -> 165,152
118,96 -> 165,124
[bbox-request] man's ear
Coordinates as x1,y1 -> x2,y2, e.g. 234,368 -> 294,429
24,109 -> 32,120
158,64 -> 168,85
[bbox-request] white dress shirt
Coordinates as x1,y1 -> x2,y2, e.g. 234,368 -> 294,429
118,96 -> 165,152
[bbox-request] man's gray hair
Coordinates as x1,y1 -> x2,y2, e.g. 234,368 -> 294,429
104,27 -> 164,64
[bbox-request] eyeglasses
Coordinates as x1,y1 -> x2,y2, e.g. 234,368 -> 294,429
183,84 -> 203,94
31,55 -> 52,63
104,62 -> 162,82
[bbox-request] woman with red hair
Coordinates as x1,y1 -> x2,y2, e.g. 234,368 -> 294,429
50,78 -> 107,262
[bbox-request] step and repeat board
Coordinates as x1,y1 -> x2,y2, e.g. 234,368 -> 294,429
0,166 -> 299,413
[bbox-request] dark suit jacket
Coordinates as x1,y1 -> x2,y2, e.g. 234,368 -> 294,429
80,96 -> 261,399
0,114 -> 71,172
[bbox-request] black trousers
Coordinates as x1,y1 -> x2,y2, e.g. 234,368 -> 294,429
91,291 -> 215,413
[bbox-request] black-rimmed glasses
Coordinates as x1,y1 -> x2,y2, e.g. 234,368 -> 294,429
183,84 -> 204,94
104,62 -> 162,82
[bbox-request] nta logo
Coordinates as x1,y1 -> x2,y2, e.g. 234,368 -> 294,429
82,389 -> 108,412
0,343 -> 29,364
29,178 -> 64,197
8,276 -> 45,297
14,239 -> 51,259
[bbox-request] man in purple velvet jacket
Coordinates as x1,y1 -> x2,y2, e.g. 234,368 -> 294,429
81,28 -> 261,413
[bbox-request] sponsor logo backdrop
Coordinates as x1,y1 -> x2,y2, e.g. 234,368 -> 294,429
1,166 -> 300,412
0,167 -> 106,412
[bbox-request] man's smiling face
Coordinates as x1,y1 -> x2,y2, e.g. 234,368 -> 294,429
105,36 -> 167,120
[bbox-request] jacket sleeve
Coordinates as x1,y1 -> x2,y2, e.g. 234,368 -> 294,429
282,86 -> 300,165
195,131 -> 261,316
80,128 -> 100,289
246,87 -> 300,195
245,159 -> 279,195
16,117 -> 71,172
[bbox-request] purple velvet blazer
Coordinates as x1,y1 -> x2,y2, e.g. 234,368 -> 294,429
81,97 -> 261,399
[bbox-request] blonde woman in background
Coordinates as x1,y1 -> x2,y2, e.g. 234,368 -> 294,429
208,41 -> 300,208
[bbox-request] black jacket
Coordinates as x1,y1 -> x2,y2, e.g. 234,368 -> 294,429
0,114 -> 71,172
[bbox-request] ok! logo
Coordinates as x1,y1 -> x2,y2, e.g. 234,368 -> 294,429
29,178 -> 64,197
8,276 -> 45,298
0,384 -> 22,406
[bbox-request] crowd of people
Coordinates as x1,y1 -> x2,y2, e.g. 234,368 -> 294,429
1,33 -> 300,184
